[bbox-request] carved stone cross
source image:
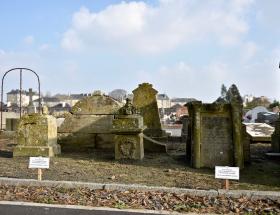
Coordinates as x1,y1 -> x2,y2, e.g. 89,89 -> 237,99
28,88 -> 35,106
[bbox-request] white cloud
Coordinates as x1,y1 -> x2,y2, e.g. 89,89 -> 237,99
61,0 -> 253,53
23,35 -> 35,45
39,43 -> 50,51
0,49 -> 5,55
242,41 -> 258,60
139,61 -> 231,102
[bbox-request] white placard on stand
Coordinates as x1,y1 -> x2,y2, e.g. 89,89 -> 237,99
215,166 -> 239,180
29,157 -> 50,169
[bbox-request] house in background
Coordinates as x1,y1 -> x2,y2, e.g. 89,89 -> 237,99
49,103 -> 72,114
7,89 -> 39,107
157,94 -> 171,109
170,98 -> 197,106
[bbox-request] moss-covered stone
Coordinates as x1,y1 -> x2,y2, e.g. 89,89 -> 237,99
272,119 -> 280,153
71,92 -> 121,115
114,134 -> 144,160
132,83 -> 168,152
112,100 -> 144,160
13,113 -> 60,157
187,97 -> 246,169
132,83 -> 162,134
58,92 -> 122,151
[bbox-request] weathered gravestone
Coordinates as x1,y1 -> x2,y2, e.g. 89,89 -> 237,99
271,119 -> 280,153
243,122 -> 274,142
132,83 -> 167,152
58,91 -> 122,152
112,98 -> 144,160
13,113 -> 61,157
186,84 -> 248,169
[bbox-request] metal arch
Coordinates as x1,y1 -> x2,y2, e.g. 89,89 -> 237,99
1,68 -> 41,130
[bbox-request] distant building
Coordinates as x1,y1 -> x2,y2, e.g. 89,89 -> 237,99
49,103 -> 71,114
66,93 -> 92,106
7,89 -> 39,107
33,93 -> 92,108
33,97 -> 60,108
246,96 -> 271,108
170,98 -> 197,106
243,94 -> 254,107
157,94 -> 171,109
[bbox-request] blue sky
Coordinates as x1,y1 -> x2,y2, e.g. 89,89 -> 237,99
0,0 -> 279,102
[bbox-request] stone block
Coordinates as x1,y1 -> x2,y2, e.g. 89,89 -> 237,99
6,118 -> 19,131
114,134 -> 144,160
112,100 -> 144,160
271,119 -> 280,153
58,93 -> 122,151
13,114 -> 60,157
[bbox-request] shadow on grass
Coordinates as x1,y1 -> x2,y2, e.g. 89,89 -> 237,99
0,150 -> 13,158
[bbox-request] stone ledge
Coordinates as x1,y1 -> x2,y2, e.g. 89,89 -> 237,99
0,177 -> 279,200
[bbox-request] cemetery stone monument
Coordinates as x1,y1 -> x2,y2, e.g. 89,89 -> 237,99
186,84 -> 247,169
27,88 -> 37,114
58,91 -> 122,152
112,98 -> 144,160
13,111 -> 61,157
132,83 -> 167,152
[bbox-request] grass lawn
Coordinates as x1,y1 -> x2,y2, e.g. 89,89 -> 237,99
0,138 -> 279,191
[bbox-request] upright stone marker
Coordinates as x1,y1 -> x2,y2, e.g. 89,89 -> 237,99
186,84 -> 246,169
13,113 -> 61,157
132,83 -> 167,152
112,98 -> 144,160
27,88 -> 37,114
132,83 -> 162,136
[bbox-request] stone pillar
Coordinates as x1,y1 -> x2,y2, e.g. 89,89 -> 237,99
191,102 -> 202,169
13,113 -> 61,157
112,99 -> 144,160
228,84 -> 244,169
272,119 -> 280,152
241,123 -> 251,163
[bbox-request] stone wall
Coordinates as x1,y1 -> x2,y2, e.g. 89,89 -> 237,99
58,92 -> 121,152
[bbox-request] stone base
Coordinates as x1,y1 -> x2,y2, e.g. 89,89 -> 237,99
13,145 -> 61,157
272,136 -> 280,153
143,137 -> 167,153
114,134 -> 144,160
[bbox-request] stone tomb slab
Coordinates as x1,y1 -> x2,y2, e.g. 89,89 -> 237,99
243,123 -> 274,142
200,115 -> 234,167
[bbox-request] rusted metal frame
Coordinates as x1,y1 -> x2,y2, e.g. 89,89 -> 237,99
0,68 -> 41,130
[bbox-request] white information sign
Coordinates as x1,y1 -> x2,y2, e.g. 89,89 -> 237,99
29,157 -> 50,169
215,166 -> 239,180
